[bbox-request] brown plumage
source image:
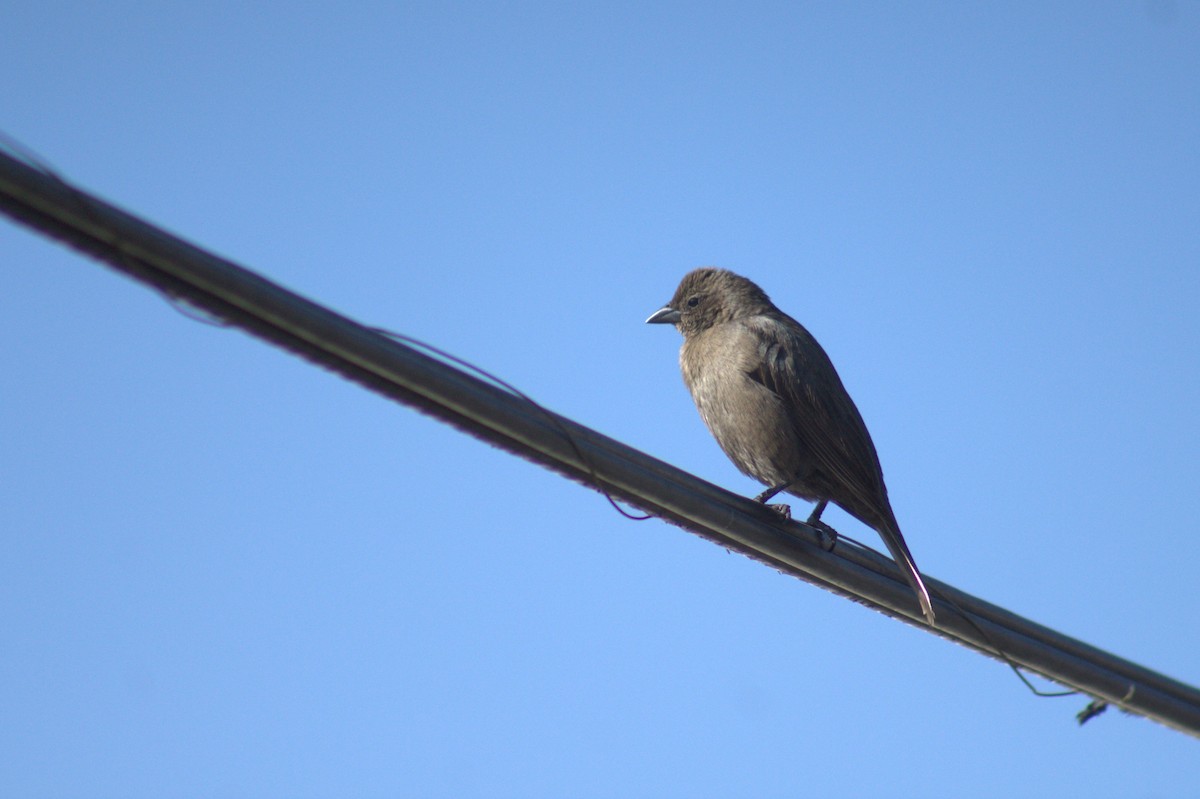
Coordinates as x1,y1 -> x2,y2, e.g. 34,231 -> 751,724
647,267 -> 935,625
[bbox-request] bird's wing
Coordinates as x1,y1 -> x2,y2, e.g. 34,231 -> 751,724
742,314 -> 936,625
742,315 -> 891,526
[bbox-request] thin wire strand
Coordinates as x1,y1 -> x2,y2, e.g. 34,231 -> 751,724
833,529 -> 1077,699
368,327 -> 652,521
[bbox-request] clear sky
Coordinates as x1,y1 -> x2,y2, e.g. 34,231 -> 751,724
3,2 -> 1199,796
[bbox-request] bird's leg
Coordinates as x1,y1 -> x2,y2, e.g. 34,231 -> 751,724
754,482 -> 794,521
805,499 -> 839,552
754,482 -> 790,504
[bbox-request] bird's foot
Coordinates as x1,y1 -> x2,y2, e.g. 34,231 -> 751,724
809,519 -> 839,552
767,503 -> 792,520
765,504 -> 836,550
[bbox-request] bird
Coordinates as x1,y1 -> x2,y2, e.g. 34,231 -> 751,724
646,267 -> 936,625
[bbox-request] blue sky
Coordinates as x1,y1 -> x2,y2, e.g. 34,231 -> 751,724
3,2 -> 1199,796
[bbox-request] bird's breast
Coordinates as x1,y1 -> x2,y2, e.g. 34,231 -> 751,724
679,324 -> 811,487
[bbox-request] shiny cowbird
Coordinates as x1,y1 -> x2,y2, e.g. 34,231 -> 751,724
647,267 -> 935,625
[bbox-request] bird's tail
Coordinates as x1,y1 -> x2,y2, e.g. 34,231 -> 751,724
877,521 -> 936,626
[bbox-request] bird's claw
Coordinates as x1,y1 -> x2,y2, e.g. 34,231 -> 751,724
809,520 -> 839,552
765,504 -> 836,551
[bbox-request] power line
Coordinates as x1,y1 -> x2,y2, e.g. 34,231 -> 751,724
2,148 -> 1198,738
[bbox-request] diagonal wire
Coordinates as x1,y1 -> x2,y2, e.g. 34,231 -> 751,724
2,147 -> 1198,738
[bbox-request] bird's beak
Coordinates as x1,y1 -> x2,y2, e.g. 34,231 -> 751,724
645,306 -> 681,325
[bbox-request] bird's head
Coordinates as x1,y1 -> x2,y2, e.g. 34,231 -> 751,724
645,267 -> 773,336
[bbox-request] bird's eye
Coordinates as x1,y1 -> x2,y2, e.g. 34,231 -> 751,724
686,296 -> 699,307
